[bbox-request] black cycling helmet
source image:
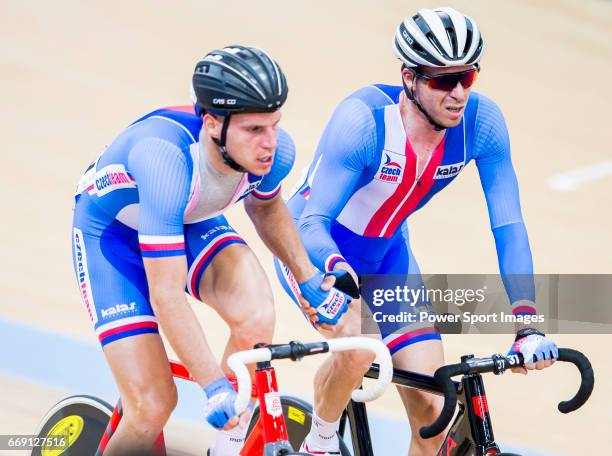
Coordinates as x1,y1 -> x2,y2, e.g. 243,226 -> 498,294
191,45 -> 288,172
192,45 -> 288,116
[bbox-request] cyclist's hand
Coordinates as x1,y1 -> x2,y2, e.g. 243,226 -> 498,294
297,292 -> 320,325
203,376 -> 248,430
299,271 -> 352,327
508,328 -> 558,375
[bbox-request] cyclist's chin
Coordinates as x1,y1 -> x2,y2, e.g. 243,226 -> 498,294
436,113 -> 463,129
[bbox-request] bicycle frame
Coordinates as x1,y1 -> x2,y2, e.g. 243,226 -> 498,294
94,359 -> 294,456
240,359 -> 294,455
92,338 -> 392,456
341,356 -> 501,456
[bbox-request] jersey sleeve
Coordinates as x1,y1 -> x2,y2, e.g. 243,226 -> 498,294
128,138 -> 192,258
251,129 -> 296,200
298,98 -> 377,271
473,96 -> 535,310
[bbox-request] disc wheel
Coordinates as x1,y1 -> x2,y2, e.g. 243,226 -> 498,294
31,395 -> 113,456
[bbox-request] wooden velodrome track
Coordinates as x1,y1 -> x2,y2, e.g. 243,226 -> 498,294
1,1 -> 610,454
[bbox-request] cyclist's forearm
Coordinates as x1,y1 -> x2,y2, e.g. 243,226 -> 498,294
492,222 -> 538,324
151,291 -> 223,387
246,196 -> 316,282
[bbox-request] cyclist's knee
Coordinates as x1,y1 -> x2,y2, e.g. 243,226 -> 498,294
332,303 -> 363,337
400,386 -> 443,426
416,389 -> 443,421
333,347 -> 376,379
230,305 -> 275,348
122,381 -> 178,431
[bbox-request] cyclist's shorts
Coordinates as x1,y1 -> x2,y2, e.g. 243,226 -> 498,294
72,194 -> 246,347
274,221 -> 440,355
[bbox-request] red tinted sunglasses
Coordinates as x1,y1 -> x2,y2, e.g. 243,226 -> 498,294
417,68 -> 479,91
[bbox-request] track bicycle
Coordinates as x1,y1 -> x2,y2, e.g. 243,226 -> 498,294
337,348 -> 594,456
31,340 -> 593,455
32,337 -> 392,456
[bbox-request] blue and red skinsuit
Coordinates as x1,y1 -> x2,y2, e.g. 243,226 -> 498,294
275,85 -> 535,354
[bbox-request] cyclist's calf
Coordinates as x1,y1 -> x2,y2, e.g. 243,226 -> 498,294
205,253 -> 276,352
398,386 -> 445,452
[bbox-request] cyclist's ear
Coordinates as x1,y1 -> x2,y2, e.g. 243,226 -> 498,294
325,271 -> 360,299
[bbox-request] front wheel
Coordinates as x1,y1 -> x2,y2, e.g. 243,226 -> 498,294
31,395 -> 113,456
247,395 -> 350,455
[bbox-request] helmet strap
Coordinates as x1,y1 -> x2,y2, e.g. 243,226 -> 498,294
402,72 -> 446,132
212,115 -> 247,173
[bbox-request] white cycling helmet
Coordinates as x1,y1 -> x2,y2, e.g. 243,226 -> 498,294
393,7 -> 484,68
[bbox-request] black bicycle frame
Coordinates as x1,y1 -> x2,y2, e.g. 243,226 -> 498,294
340,356 -> 501,456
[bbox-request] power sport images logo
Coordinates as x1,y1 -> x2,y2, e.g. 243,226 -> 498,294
376,153 -> 403,183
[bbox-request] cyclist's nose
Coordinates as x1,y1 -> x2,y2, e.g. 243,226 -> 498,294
261,128 -> 277,151
449,82 -> 467,101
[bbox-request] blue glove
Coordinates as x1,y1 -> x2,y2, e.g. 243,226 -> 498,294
299,271 -> 352,326
507,328 -> 559,364
203,377 -> 237,429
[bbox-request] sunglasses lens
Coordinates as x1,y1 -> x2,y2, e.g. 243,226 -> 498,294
461,70 -> 478,88
428,70 -> 478,91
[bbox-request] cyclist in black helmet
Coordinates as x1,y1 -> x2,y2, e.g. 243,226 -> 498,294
72,45 -> 353,456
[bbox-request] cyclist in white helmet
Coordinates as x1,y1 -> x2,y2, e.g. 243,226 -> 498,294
275,8 -> 558,455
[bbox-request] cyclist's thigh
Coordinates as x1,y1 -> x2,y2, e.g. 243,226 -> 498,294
184,215 -> 247,302
185,215 -> 272,320
393,340 -> 444,429
72,212 -> 174,404
391,339 -> 444,375
72,215 -> 158,347
377,221 -> 421,276
377,224 -> 441,355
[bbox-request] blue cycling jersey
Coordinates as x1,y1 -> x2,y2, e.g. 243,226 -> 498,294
72,105 -> 295,346
75,106 -> 294,258
286,85 -> 535,312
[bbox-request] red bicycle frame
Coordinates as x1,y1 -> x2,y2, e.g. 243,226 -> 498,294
95,338 -> 393,455
95,359 -> 290,455
240,360 -> 290,455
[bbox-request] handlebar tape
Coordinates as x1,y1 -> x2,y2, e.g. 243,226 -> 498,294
419,363 -> 467,439
556,348 -> 594,413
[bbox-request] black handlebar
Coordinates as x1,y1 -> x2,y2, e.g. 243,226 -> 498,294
419,363 -> 468,439
419,348 -> 594,439
556,348 -> 594,413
